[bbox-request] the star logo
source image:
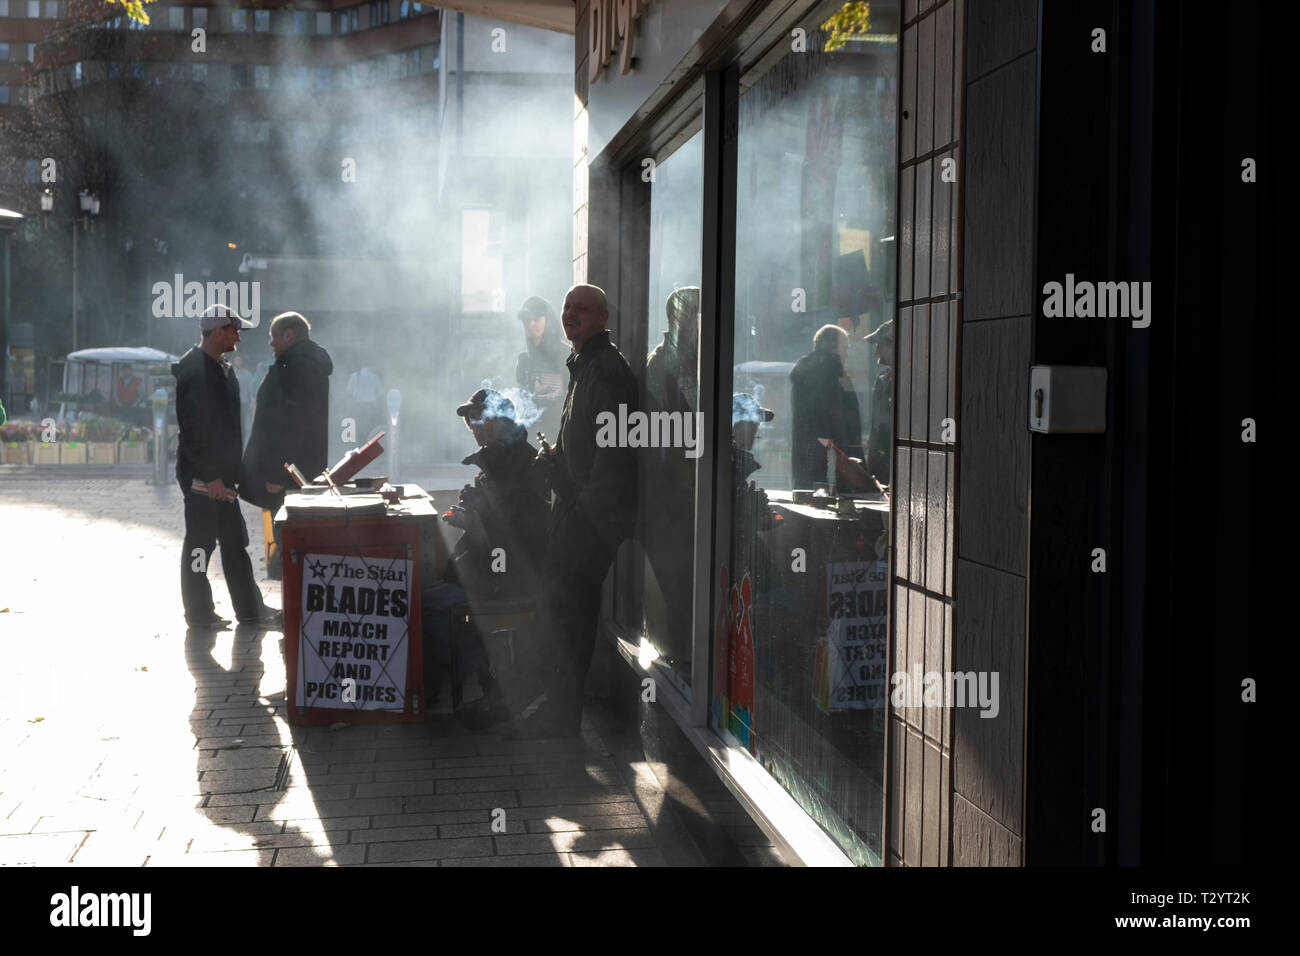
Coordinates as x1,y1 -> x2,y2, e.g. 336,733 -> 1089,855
307,559 -> 327,579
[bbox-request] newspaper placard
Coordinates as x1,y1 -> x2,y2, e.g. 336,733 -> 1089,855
815,560 -> 888,711
297,552 -> 411,711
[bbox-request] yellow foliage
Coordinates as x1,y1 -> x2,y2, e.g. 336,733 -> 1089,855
822,1 -> 871,52
104,0 -> 155,25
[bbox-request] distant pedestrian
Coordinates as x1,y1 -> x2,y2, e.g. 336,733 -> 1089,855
514,295 -> 567,440
115,365 -> 142,406
173,304 -> 281,629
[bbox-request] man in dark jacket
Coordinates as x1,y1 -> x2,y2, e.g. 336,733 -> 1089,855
423,389 -> 548,720
174,305 -> 280,629
240,311 -> 332,580
241,311 -> 333,509
789,323 -> 864,489
508,283 -> 638,738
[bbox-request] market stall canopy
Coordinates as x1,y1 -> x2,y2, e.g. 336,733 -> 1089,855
434,0 -> 574,33
65,347 -> 179,364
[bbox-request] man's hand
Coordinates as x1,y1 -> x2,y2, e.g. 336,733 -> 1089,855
266,482 -> 284,494
207,478 -> 231,500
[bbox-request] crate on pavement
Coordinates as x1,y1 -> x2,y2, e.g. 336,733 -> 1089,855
117,440 -> 149,463
86,442 -> 118,464
60,442 -> 89,464
1,442 -> 30,464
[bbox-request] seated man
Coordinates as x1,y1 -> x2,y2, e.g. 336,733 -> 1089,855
423,388 -> 549,724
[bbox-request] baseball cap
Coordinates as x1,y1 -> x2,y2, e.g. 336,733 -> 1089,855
732,392 -> 775,425
456,387 -> 516,422
200,303 -> 255,332
517,296 -> 555,322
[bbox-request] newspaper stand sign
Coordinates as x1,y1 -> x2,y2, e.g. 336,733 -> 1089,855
282,516 -> 424,725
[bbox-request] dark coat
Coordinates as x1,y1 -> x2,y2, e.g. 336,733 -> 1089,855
789,348 -> 863,489
241,337 -> 333,509
554,330 -> 639,550
447,424 -> 549,602
173,346 -> 244,488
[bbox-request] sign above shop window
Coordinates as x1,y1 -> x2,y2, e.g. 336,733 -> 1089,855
589,0 -> 652,83
584,0 -> 728,159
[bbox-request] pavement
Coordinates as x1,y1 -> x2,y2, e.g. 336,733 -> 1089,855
0,465 -> 774,867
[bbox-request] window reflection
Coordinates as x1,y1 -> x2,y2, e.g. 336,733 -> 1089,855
634,132 -> 703,686
720,0 -> 898,865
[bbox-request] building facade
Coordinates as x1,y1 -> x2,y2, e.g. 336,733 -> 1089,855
448,0 -> 1264,866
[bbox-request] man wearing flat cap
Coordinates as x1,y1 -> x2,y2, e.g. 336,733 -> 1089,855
423,388 -> 548,723
172,304 -> 281,629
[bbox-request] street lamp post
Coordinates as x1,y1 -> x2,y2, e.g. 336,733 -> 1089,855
42,188 -> 100,353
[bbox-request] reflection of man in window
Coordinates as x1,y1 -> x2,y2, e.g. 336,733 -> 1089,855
645,286 -> 700,412
640,286 -> 701,673
115,365 -> 141,405
861,319 -> 894,486
789,324 -> 862,489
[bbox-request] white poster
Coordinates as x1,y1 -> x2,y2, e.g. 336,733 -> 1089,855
297,552 -> 412,711
820,560 -> 889,711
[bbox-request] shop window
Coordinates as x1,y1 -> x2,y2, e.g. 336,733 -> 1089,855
461,209 -> 504,314
720,0 -> 899,866
625,131 -> 705,687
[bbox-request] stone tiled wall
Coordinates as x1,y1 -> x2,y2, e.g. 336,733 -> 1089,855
889,0 -> 1038,871
887,0 -> 964,868
950,0 -> 1038,866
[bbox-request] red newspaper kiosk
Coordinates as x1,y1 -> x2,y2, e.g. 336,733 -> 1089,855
279,437 -> 443,726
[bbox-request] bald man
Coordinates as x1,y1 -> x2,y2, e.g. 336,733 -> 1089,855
508,284 -> 639,739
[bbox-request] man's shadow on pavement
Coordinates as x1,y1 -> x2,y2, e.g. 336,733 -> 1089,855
185,624 -> 336,865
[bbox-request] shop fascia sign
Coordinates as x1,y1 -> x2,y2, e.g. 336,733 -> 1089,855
589,0 -> 653,83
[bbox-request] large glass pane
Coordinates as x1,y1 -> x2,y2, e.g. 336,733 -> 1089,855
635,130 -> 703,687
718,0 -> 899,865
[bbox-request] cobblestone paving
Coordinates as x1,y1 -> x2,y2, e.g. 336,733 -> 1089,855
0,472 -> 671,866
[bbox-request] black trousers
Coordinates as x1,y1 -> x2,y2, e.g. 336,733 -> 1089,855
179,485 -> 264,622
532,509 -> 619,726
